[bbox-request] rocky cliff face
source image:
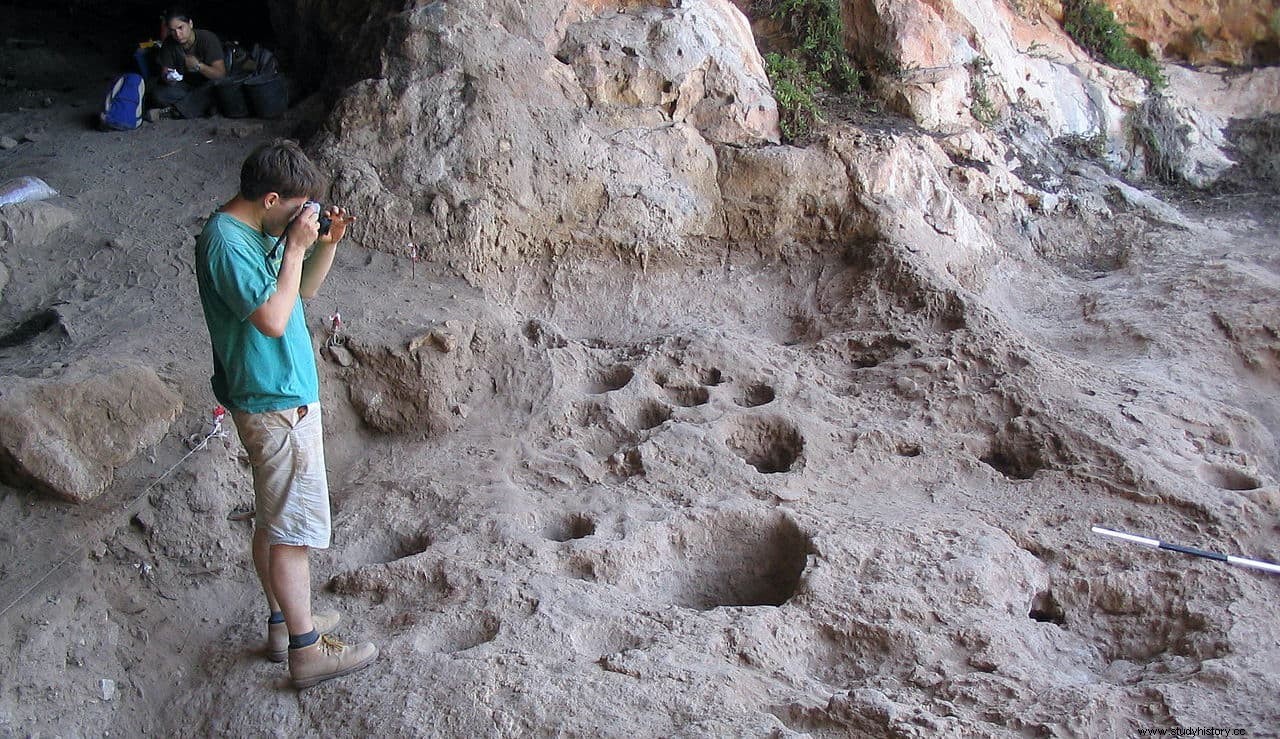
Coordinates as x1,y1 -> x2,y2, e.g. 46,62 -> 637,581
273,0 -> 1279,286
1110,0 -> 1280,66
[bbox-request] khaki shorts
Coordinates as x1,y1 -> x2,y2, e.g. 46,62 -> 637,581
232,402 -> 331,549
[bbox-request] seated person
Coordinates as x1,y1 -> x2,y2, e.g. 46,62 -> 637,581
147,7 -> 225,120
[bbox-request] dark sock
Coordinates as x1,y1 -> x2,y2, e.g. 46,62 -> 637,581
289,629 -> 319,649
268,611 -> 285,624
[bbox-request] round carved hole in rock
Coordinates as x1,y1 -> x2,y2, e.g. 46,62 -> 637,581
1029,590 -> 1066,626
632,399 -> 672,431
546,513 -> 597,542
590,364 -> 635,394
727,417 -> 803,474
980,443 -> 1044,481
666,384 -> 710,407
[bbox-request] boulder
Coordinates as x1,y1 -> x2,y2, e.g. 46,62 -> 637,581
556,0 -> 779,145
844,0 -> 1280,186
288,0 -> 775,282
0,200 -> 77,249
847,0 -> 1147,138
0,361 -> 183,503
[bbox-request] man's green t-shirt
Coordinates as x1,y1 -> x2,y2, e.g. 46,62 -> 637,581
195,212 -> 318,414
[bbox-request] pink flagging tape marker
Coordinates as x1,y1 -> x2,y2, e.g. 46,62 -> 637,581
1092,526 -> 1280,575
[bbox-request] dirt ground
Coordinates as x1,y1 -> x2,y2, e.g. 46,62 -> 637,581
2,6 -> 1279,738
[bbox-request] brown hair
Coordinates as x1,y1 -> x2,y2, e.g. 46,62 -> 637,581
239,139 -> 328,201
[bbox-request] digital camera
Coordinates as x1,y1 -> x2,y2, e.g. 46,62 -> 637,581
304,200 -> 332,236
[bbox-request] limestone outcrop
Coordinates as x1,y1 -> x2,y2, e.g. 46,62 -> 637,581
303,0 -> 777,287
275,0 -> 1280,289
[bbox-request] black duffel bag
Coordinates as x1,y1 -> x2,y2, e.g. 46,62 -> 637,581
213,73 -> 252,118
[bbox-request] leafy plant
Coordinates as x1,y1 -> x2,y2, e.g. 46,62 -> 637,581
770,0 -> 859,92
761,0 -> 861,141
765,52 -> 823,140
1062,0 -> 1164,88
968,56 -> 998,126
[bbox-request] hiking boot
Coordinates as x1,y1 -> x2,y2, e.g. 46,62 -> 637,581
144,106 -> 174,122
266,610 -> 341,663
289,634 -> 378,689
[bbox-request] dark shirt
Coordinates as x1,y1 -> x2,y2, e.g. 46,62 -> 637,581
158,29 -> 223,84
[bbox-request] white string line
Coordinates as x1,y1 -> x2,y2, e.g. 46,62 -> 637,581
0,415 -> 226,620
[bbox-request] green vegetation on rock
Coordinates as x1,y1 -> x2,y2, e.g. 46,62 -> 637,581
1062,0 -> 1164,88
761,0 -> 860,141
765,52 -> 823,140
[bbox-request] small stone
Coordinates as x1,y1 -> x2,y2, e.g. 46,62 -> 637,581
22,131 -> 44,143
430,330 -> 457,353
41,97 -> 53,108
100,679 -> 115,701
407,333 -> 427,352
894,377 -> 919,396
132,509 -> 155,533
106,237 -> 132,249
0,136 -> 17,149
452,403 -> 469,418
326,345 -> 354,367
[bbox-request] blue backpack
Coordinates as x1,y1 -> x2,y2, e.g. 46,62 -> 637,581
99,73 -> 145,131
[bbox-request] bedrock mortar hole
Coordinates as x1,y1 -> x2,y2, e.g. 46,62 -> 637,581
546,513 -> 596,542
736,383 -> 775,408
632,400 -> 672,431
1196,463 -> 1260,491
1029,590 -> 1066,626
980,443 -> 1045,481
590,364 -> 635,394
664,514 -> 811,610
666,384 -> 710,407
728,418 -> 804,474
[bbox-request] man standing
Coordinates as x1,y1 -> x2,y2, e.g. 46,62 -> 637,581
149,6 -> 225,120
195,139 -> 376,688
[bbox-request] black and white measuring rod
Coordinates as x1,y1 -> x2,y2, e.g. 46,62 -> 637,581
1091,526 -> 1280,575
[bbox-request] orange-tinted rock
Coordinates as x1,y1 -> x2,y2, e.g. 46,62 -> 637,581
1109,0 -> 1279,66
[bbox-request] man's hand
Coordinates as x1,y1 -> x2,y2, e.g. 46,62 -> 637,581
283,203 -> 320,254
317,206 -> 356,246
183,53 -> 201,72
